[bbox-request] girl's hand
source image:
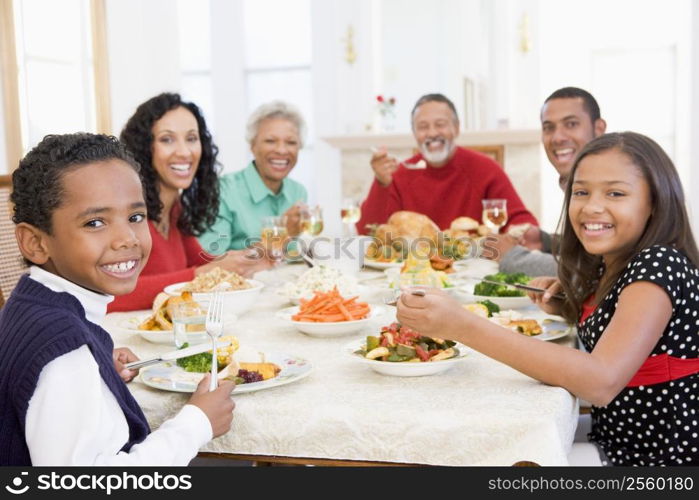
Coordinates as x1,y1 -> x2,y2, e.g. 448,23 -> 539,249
113,347 -> 139,383
395,288 -> 469,340
187,374 -> 236,438
527,276 -> 563,315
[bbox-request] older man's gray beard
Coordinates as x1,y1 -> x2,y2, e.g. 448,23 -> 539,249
419,138 -> 454,164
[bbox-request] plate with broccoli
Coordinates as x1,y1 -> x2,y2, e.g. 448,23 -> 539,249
461,272 -> 534,309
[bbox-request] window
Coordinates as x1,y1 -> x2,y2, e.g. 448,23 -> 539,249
243,0 -> 314,200
0,0 -> 108,171
177,0 -> 214,126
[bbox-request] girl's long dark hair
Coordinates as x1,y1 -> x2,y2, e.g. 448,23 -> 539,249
120,92 -> 220,236
557,132 -> 699,324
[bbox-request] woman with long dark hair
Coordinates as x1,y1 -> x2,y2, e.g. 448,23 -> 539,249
110,93 -> 270,311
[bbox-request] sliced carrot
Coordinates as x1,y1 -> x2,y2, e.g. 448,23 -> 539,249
292,287 -> 370,322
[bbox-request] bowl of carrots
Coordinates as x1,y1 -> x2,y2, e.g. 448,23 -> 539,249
276,287 -> 384,337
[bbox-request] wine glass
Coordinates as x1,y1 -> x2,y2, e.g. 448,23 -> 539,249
341,198 -> 361,236
260,215 -> 288,286
300,205 -> 324,236
481,199 -> 508,234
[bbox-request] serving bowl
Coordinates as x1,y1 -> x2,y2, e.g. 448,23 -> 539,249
343,339 -> 469,377
277,305 -> 385,337
163,279 -> 264,317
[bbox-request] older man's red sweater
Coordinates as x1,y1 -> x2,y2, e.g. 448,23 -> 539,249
356,146 -> 538,233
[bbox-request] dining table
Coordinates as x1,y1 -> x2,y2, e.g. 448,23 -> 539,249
103,259 -> 579,466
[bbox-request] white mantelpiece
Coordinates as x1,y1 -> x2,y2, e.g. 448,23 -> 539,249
322,129 -> 544,222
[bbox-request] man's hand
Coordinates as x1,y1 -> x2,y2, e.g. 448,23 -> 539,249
371,147 -> 399,187
480,234 -> 518,262
113,347 -> 139,383
518,226 -> 543,251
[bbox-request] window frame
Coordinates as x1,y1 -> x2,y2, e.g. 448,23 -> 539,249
0,0 -> 111,173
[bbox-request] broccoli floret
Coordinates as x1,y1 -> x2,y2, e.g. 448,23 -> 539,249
473,280 -> 499,296
477,299 -> 500,317
176,343 -> 219,373
492,272 -> 530,285
475,273 -> 532,297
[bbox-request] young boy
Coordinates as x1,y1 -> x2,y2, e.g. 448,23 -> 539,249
0,133 -> 235,465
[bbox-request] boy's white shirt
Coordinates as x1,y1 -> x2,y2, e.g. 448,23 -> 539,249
24,266 -> 213,465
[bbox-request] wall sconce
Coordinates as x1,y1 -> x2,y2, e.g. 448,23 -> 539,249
342,25 -> 357,65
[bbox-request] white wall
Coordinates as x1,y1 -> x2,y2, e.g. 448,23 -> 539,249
378,0 -> 472,131
210,0 -> 246,173
691,2 -> 699,237
311,0 -> 378,236
105,0 -> 182,135
537,0 -> 692,231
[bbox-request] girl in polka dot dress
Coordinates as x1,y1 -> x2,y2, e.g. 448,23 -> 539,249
396,132 -> 699,465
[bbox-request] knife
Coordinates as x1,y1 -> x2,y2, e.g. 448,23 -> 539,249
124,340 -> 233,371
472,277 -> 566,301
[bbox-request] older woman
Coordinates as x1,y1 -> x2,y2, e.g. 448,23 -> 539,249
198,101 -> 308,253
109,93 -> 271,312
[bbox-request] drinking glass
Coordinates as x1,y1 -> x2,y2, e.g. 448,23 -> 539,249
481,199 -> 508,234
170,301 -> 207,348
260,215 -> 288,286
300,205 -> 324,236
341,198 -> 361,236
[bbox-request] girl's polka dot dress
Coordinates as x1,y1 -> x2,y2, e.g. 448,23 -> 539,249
578,245 -> 699,466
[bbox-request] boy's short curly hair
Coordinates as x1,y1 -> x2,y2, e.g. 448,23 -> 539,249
11,133 -> 140,235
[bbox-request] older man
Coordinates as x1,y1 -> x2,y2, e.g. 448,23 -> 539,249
356,93 -> 537,234
491,87 -> 607,275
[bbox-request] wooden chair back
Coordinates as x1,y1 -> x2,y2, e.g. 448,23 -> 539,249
467,144 -> 505,167
0,175 -> 28,306
412,144 -> 505,167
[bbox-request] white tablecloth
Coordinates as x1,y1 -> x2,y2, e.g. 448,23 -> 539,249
103,262 -> 578,466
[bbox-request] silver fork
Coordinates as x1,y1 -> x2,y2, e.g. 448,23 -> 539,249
205,291 -> 224,392
382,288 -> 427,306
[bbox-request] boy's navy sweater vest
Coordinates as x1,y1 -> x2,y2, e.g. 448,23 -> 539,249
0,275 -> 150,465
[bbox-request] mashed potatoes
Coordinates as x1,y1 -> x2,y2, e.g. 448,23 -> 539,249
283,265 -> 359,302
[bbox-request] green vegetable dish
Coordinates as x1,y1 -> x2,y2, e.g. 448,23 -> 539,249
176,345 -> 220,373
358,323 -> 459,362
473,272 -> 531,297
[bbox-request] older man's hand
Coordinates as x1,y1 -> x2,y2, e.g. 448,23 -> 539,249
518,226 -> 543,251
480,234 -> 518,262
371,147 -> 399,187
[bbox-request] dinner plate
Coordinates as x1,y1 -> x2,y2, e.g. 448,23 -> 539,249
461,293 -> 533,309
139,351 -> 312,394
526,313 -> 573,341
276,305 -> 386,337
488,310 -> 574,342
343,339 -> 469,377
114,312 -> 234,345
163,279 -> 264,316
363,260 -> 403,270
